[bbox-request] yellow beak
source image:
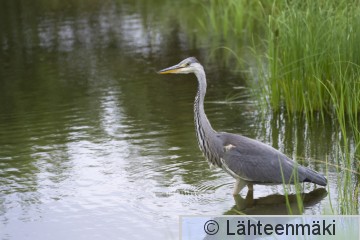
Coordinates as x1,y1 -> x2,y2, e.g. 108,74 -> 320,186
157,64 -> 182,74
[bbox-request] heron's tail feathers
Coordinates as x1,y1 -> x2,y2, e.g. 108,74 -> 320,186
303,168 -> 327,186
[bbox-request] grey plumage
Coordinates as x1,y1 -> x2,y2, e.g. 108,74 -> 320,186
219,133 -> 327,185
158,57 -> 327,194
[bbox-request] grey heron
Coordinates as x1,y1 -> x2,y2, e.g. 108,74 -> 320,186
158,57 -> 327,195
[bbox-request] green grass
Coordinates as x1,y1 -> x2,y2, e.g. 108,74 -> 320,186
265,1 -> 360,214
265,0 -> 360,115
198,0 -> 360,214
197,0 -> 272,67
201,0 -> 360,119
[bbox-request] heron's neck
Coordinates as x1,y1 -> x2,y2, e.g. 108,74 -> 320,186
194,69 -> 216,143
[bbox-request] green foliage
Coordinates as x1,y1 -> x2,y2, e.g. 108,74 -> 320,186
199,0 -> 360,214
266,0 -> 360,115
264,3 -> 360,214
201,0 -> 360,118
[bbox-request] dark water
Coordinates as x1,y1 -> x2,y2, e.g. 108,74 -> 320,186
0,1 -> 356,239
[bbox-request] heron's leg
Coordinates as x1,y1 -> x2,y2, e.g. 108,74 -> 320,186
247,183 -> 254,192
244,188 -> 254,207
233,179 -> 247,195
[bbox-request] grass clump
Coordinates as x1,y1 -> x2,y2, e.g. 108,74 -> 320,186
265,0 -> 360,117
200,0 -> 360,121
199,0 -> 360,214
262,2 -> 360,214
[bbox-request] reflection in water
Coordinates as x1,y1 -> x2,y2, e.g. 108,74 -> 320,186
201,188 -> 328,240
228,188 -> 328,215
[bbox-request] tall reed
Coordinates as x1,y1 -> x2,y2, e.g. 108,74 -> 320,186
266,0 -> 360,116
199,0 -> 360,214
264,2 -> 360,214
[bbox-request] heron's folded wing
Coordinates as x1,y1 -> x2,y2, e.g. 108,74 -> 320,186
221,135 -> 300,183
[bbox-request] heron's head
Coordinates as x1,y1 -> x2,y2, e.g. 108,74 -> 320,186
158,57 -> 202,74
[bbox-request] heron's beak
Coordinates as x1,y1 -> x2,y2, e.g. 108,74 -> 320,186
157,64 -> 182,74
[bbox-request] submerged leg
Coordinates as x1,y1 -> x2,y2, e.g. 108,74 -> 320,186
233,179 -> 247,195
244,187 -> 254,207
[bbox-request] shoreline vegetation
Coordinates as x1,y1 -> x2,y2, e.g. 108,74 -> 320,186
197,0 -> 359,214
